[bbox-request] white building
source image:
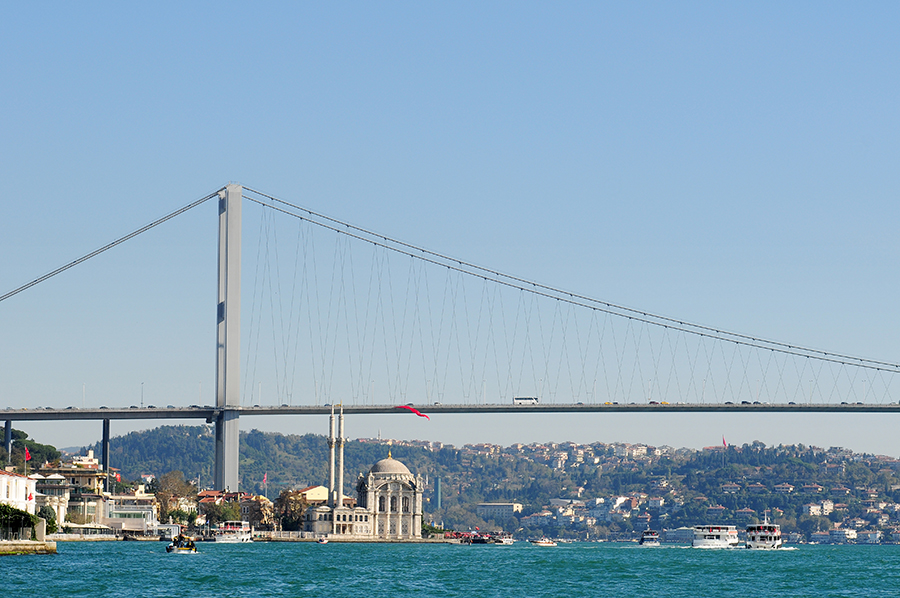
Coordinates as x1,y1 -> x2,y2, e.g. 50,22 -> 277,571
857,530 -> 881,544
830,528 -> 857,543
1,469 -> 37,515
30,473 -> 70,524
476,502 -> 523,521
102,485 -> 158,533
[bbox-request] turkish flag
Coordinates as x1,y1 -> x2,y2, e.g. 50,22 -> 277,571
24,447 -> 31,461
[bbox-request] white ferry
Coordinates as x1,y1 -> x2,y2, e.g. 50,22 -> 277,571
745,514 -> 782,549
692,525 -> 739,548
214,520 -> 253,543
639,529 -> 660,546
531,538 -> 557,547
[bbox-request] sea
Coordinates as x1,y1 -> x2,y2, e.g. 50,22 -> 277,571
5,541 -> 900,597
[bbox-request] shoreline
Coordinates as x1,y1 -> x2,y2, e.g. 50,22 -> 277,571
0,540 -> 58,556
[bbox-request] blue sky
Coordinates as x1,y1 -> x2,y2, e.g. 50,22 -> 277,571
2,3 -> 900,456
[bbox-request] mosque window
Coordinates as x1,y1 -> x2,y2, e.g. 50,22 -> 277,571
402,497 -> 410,513
379,496 -> 386,512
390,496 -> 398,512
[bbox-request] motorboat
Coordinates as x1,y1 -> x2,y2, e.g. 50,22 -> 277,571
639,529 -> 660,546
531,538 -> 558,547
166,535 -> 198,554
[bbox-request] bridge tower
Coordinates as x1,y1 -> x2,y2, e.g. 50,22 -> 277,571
214,184 -> 242,491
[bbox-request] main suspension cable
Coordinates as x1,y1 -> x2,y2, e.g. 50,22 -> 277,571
243,186 -> 900,373
0,189 -> 221,304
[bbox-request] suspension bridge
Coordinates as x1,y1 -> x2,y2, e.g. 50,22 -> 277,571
3,183 -> 899,491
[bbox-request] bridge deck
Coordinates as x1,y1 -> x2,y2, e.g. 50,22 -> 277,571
3,402 -> 900,421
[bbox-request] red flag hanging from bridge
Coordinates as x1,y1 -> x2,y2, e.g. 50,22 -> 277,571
395,405 -> 430,420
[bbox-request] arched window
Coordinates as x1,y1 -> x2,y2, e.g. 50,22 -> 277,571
378,496 -> 386,512
402,496 -> 410,513
390,496 -> 398,512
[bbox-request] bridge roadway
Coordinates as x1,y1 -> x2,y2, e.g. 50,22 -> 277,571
4,401 -> 900,421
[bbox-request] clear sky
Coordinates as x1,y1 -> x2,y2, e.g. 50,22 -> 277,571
2,3 -> 900,456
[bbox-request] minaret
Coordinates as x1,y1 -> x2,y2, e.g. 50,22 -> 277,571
337,404 -> 345,509
328,404 -> 336,507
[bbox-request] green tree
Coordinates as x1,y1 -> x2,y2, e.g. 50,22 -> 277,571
37,505 -> 58,534
203,502 -> 241,526
274,489 -> 307,531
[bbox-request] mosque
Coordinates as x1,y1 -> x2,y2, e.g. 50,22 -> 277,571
303,405 -> 424,540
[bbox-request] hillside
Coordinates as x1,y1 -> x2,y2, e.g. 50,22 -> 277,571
84,426 -> 900,537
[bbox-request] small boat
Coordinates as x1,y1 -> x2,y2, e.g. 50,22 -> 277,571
214,521 -> 253,543
166,535 -> 198,554
692,525 -> 739,548
746,513 -> 783,549
494,536 -> 515,545
531,538 -> 557,547
639,530 -> 660,546
316,536 -> 329,544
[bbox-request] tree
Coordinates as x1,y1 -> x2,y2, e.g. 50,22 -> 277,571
202,502 -> 241,526
274,490 -> 307,531
154,470 -> 197,522
37,505 -> 58,534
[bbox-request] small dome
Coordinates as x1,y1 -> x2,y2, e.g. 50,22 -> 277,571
370,457 -> 410,475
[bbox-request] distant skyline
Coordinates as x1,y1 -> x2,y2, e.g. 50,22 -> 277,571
3,4 -> 900,456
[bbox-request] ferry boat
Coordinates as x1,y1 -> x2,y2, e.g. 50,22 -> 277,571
639,529 -> 660,546
745,514 -> 782,549
214,520 -> 253,543
531,538 -> 558,547
692,525 -> 739,548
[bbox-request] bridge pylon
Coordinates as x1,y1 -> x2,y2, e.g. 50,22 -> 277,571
214,184 -> 242,491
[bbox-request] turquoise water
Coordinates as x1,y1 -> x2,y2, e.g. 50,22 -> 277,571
5,542 -> 900,597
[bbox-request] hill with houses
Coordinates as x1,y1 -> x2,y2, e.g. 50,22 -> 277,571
70,425 -> 900,541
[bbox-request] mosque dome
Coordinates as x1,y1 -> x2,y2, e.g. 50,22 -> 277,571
370,456 -> 411,475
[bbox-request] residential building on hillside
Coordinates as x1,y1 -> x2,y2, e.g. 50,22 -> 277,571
830,528 -> 857,543
476,503 -> 523,521
857,530 -> 881,544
